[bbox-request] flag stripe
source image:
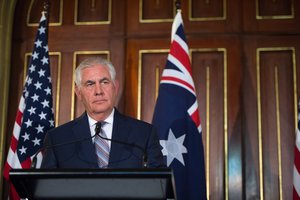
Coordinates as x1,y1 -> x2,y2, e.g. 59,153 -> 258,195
293,101 -> 300,200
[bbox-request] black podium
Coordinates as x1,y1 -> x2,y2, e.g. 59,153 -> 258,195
9,168 -> 176,200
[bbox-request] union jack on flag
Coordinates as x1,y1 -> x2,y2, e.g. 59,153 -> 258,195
152,10 -> 207,200
3,11 -> 54,200
293,100 -> 300,200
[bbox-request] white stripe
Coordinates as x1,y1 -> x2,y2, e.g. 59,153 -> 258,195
296,129 -> 300,150
12,121 -> 21,139
198,124 -> 202,133
18,96 -> 26,113
171,11 -> 183,42
187,100 -> 199,117
161,80 -> 195,96
7,148 -> 21,168
294,165 -> 300,196
167,55 -> 194,87
33,152 -> 43,169
162,69 -> 194,90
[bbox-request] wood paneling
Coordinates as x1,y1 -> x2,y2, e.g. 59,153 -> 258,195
3,0 -> 300,199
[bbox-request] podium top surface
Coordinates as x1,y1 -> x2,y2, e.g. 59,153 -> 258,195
10,168 -> 176,200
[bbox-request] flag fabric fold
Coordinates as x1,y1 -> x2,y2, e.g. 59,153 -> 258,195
293,101 -> 300,200
3,11 -> 54,200
152,10 -> 207,200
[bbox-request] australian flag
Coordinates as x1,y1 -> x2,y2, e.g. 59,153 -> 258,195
152,10 -> 207,200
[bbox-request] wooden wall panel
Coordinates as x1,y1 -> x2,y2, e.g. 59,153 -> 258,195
259,49 -> 295,200
75,0 -> 111,24
243,36 -> 300,200
243,0 -> 300,32
3,0 -> 300,199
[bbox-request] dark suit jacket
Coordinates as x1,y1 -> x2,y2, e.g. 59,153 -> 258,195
41,109 -> 165,168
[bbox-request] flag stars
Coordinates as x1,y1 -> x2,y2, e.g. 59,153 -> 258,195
38,69 -> 46,77
41,99 -> 49,108
38,26 -> 46,34
32,52 -> 39,60
43,45 -> 48,52
32,137 -> 41,146
29,65 -> 36,73
44,87 -> 51,95
49,119 -> 54,127
26,77 -> 32,85
34,39 -> 42,48
47,76 -> 52,83
34,81 -> 43,90
19,146 -> 27,155
35,124 -> 44,133
160,129 -> 187,166
31,93 -> 39,102
21,132 -> 30,141
28,106 -> 36,115
24,119 -> 33,128
38,111 -> 47,120
41,56 -> 49,65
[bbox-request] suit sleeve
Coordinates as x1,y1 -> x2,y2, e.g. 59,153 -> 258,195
146,126 -> 166,168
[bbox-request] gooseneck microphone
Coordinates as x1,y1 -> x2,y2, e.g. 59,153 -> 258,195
95,122 -> 148,168
31,132 -> 98,168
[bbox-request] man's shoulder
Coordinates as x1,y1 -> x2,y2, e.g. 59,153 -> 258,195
116,111 -> 153,129
48,113 -> 87,134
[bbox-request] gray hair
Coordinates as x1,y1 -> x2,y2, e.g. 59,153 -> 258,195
75,57 -> 116,87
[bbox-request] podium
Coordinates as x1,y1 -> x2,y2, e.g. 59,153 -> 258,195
9,168 -> 176,200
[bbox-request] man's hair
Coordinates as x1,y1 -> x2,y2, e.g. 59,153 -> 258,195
75,57 -> 116,87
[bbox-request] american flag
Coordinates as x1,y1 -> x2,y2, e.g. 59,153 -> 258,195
293,100 -> 300,200
3,11 -> 54,199
152,10 -> 207,200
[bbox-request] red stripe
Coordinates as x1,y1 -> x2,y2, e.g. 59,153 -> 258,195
15,109 -> 23,126
10,135 -> 18,152
21,157 -> 32,169
190,109 -> 200,127
162,76 -> 195,92
294,187 -> 300,200
9,183 -> 20,200
295,145 -> 300,173
170,40 -> 192,74
3,162 -> 12,180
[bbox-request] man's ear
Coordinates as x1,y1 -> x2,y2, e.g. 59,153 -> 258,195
75,85 -> 82,100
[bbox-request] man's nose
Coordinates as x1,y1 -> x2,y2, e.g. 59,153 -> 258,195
95,83 -> 103,95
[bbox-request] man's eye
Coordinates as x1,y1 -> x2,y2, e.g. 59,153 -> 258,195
86,82 -> 94,87
101,80 -> 110,85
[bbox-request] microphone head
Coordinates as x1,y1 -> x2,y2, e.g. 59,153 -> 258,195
95,122 -> 102,135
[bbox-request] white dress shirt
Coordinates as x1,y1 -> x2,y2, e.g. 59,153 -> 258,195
87,109 -> 114,149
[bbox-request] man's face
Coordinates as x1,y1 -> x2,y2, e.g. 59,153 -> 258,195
75,64 -> 119,120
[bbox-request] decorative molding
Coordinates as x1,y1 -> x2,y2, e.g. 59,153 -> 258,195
74,0 -> 111,25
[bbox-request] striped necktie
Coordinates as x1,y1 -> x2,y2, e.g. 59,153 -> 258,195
94,121 -> 110,168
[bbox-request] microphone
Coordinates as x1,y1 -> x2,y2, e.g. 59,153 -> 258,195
31,132 -> 98,169
95,122 -> 148,168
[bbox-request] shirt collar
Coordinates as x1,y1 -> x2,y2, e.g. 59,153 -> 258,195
87,108 -> 115,127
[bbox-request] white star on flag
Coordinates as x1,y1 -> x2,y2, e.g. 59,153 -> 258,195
160,129 -> 187,166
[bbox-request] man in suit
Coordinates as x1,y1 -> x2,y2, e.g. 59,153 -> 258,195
41,57 -> 165,168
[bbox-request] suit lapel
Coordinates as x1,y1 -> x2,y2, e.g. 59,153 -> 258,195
108,110 -> 131,167
72,113 -> 98,167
